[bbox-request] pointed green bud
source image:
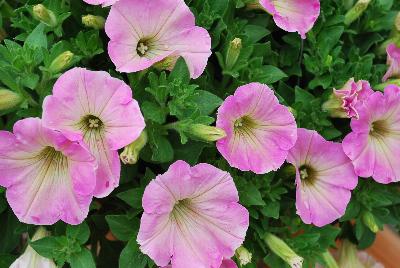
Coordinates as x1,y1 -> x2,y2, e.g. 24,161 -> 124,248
321,93 -> 348,118
188,124 -> 226,142
344,0 -> 371,26
362,211 -> 380,233
225,38 -> 242,70
32,4 -> 57,27
338,240 -> 364,267
0,89 -> 22,110
321,251 -> 339,268
264,233 -> 303,268
120,130 -> 148,165
49,51 -> 74,73
82,14 -> 106,30
235,246 -> 252,266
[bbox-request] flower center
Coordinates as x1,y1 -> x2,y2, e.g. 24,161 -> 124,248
37,146 -> 68,171
171,198 -> 192,223
136,39 -> 152,57
80,114 -> 103,130
370,120 -> 390,138
234,116 -> 257,132
299,165 -> 316,185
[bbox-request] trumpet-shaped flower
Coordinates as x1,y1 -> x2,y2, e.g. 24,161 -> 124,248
343,85 -> 400,183
163,259 -> 238,268
105,0 -> 211,79
10,227 -> 57,268
83,0 -> 118,6
383,43 -> 400,82
137,160 -> 249,268
287,128 -> 358,227
43,68 -> 145,197
0,118 -> 96,225
216,82 -> 297,174
259,0 -> 320,39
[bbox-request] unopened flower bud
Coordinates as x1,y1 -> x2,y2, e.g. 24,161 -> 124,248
82,15 -> 105,30
395,12 -> 400,32
362,211 -> 380,233
344,0 -> 371,26
338,240 -> 364,268
0,89 -> 22,110
235,246 -> 252,266
225,38 -> 242,70
120,130 -> 148,165
321,251 -> 339,268
33,4 -> 57,27
188,124 -> 226,142
264,233 -> 303,268
49,51 -> 74,73
322,93 -> 347,118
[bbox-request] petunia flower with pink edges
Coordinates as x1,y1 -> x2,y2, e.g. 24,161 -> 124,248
287,128 -> 358,227
0,118 -> 97,225
382,43 -> 400,82
333,78 -> 374,119
137,160 -> 249,268
259,0 -> 320,39
42,68 -> 145,197
105,0 -> 211,79
343,85 -> 400,184
216,82 -> 297,174
83,0 -> 118,6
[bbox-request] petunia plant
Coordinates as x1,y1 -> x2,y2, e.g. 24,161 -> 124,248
1,0 -> 400,268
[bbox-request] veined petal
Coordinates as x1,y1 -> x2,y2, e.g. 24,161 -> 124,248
138,160 -> 249,268
0,118 -> 96,225
217,83 -> 297,174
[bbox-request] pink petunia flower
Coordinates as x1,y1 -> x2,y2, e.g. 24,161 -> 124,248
137,160 -> 249,268
0,118 -> 96,225
343,85 -> 400,183
287,128 -> 358,227
259,0 -> 320,39
382,43 -> 400,82
42,68 -> 145,197
216,82 -> 297,174
333,78 -> 374,119
105,0 -> 211,79
83,0 -> 118,7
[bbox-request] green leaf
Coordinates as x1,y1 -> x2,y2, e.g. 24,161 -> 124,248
256,65 -> 287,84
239,183 -> 266,206
24,23 -> 47,49
169,57 -> 190,84
105,215 -> 139,241
187,90 -> 223,115
117,188 -> 144,209
69,248 -> 96,268
0,254 -> 17,268
119,238 -> 148,268
30,236 -> 69,259
66,222 -> 90,245
260,202 -> 280,219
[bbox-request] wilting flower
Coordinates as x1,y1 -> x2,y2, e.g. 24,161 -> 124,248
235,246 -> 252,266
382,43 -> 400,82
0,118 -> 96,225
43,68 -> 145,197
338,240 -> 384,268
216,82 -> 297,174
287,128 -> 358,226
259,0 -> 320,39
322,78 -> 373,119
105,0 -> 211,79
137,160 -> 249,268
10,227 -> 57,268
83,0 -> 118,7
343,85 -> 400,183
